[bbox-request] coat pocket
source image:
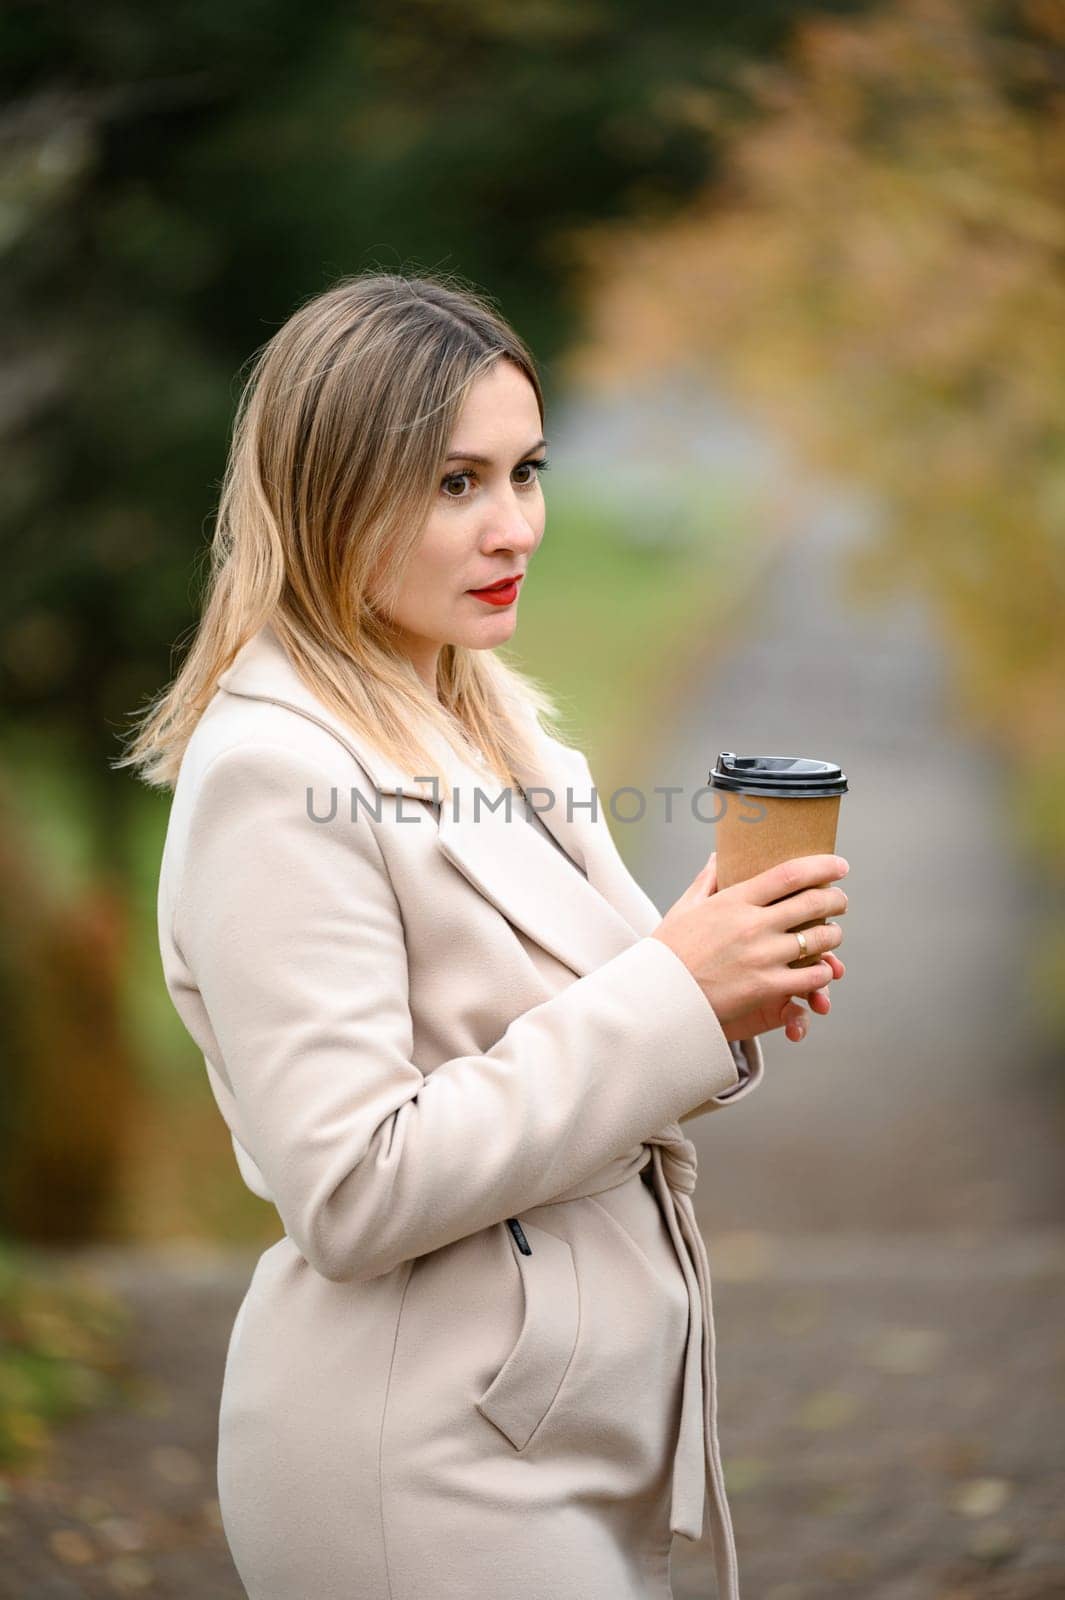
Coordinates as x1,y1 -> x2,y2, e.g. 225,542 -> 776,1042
474,1219 -> 580,1452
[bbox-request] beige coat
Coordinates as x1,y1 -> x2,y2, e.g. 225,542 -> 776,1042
157,620 -> 766,1600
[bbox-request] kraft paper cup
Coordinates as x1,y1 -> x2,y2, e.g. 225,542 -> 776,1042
708,753 -> 848,969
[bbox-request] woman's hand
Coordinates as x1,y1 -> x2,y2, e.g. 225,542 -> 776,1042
727,949 -> 846,1044
701,851 -> 845,1044
650,849 -> 847,1045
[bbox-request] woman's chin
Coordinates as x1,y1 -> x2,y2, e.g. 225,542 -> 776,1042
458,612 -> 519,645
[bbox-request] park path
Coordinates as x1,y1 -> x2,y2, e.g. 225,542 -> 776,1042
630,494 -> 1065,1596
4,1232 -> 1062,1600
633,497 -> 1065,1234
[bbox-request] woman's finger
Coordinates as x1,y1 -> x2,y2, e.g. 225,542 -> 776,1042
810,954 -> 844,1002
790,946 -> 846,1030
783,998 -> 808,1041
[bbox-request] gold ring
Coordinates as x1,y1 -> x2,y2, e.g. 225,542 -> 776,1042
794,930 -> 808,961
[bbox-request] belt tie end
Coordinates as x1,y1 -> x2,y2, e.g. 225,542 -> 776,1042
645,1122 -> 742,1600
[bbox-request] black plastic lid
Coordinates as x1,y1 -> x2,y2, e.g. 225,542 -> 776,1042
708,751 -> 848,799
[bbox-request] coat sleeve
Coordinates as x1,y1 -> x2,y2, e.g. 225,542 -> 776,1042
678,1035 -> 764,1123
169,740 -> 749,1284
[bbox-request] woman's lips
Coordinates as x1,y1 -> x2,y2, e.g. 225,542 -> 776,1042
468,575 -> 523,606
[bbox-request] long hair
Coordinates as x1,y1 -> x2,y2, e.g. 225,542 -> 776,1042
112,271 -> 572,799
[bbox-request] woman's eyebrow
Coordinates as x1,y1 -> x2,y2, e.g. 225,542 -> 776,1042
444,437 -> 548,465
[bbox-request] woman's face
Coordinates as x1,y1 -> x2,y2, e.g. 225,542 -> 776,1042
379,360 -> 547,695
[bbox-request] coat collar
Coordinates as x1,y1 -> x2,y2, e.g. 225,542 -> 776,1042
214,622 -> 662,976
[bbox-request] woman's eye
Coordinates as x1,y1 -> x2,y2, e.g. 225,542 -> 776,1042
442,472 -> 473,498
440,459 -> 549,500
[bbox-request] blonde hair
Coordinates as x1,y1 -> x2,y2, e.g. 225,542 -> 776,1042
111,270 -> 573,799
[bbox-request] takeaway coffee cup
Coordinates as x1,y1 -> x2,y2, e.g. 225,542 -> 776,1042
707,752 -> 849,969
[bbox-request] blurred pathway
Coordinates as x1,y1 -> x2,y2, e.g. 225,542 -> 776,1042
635,499 -> 1065,1234
5,1237 -> 1063,1600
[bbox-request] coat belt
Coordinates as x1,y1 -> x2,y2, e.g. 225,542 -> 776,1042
642,1121 -> 741,1600
541,1121 -> 742,1600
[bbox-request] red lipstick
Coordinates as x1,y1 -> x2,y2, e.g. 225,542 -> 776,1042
468,574 -> 524,606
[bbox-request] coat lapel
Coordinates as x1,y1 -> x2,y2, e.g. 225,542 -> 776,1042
214,623 -> 661,977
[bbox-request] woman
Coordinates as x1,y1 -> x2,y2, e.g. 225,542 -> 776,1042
117,271 -> 847,1600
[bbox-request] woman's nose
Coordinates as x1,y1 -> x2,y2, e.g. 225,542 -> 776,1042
485,515 -> 539,556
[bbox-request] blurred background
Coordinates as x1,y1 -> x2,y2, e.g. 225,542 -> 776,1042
1,0 -> 1062,1594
